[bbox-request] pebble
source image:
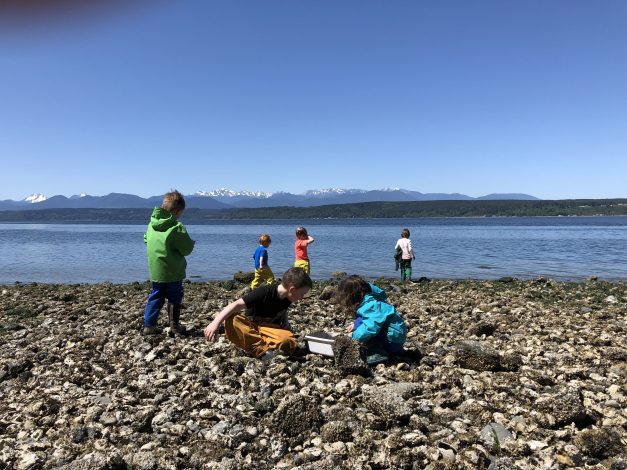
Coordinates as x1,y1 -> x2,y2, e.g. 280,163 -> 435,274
527,440 -> 548,451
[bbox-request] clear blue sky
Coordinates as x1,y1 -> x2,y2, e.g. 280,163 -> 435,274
1,1 -> 625,200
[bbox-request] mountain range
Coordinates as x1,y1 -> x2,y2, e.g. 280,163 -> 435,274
0,188 -> 538,211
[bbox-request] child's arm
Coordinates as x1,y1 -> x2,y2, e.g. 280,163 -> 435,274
352,314 -> 387,341
204,298 -> 246,341
306,236 -> 315,245
175,227 -> 195,256
352,302 -> 393,341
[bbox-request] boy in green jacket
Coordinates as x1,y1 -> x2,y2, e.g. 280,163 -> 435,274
143,190 -> 195,335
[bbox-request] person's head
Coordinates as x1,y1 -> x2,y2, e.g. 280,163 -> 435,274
162,190 -> 186,218
295,226 -> 308,239
401,228 -> 410,239
259,234 -> 272,247
281,267 -> 312,302
335,275 -> 372,313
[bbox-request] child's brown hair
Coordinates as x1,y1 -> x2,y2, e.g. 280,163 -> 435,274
162,190 -> 186,214
335,275 -> 371,313
401,228 -> 410,238
259,234 -> 272,245
281,267 -> 313,289
295,226 -> 308,238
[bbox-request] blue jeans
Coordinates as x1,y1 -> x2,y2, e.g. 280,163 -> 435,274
353,317 -> 403,353
143,281 -> 184,327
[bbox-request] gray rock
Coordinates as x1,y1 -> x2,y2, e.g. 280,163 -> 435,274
469,320 -> 497,337
319,285 -> 336,301
332,335 -> 370,376
361,385 -> 412,424
454,340 -> 501,371
70,427 -> 102,443
99,412 -> 117,426
480,422 -> 514,452
488,456 -> 522,470
0,359 -> 33,382
134,407 -> 156,433
500,352 -> 523,372
382,381 -> 422,399
233,271 -> 254,284
125,452 -> 157,470
320,420 -> 354,442
574,428 -> 624,459
60,452 -> 124,470
270,394 -> 322,437
535,387 -> 589,428
16,452 -> 42,470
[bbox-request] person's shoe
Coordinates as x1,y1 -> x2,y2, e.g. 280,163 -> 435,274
167,303 -> 187,336
365,342 -> 389,365
366,352 -> 389,365
293,345 -> 309,357
143,326 -> 162,335
260,349 -> 290,363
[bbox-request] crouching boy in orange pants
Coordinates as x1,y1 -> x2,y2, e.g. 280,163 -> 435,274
204,267 -> 312,359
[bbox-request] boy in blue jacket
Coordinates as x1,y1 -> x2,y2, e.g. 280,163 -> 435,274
336,275 -> 407,365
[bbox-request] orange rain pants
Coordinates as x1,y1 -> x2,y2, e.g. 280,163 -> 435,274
225,314 -> 297,358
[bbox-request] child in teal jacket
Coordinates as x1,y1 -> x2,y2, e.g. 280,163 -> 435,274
336,275 -> 407,364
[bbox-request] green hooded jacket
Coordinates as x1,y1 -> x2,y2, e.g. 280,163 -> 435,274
144,207 -> 195,282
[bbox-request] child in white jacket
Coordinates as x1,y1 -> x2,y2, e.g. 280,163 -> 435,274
395,228 -> 415,282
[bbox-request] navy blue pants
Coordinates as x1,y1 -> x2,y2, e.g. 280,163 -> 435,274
143,281 -> 184,327
353,317 -> 403,353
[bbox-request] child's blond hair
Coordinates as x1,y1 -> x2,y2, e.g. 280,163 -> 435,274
259,234 -> 272,245
162,190 -> 186,214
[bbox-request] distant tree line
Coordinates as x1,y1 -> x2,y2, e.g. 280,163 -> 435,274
0,199 -> 626,223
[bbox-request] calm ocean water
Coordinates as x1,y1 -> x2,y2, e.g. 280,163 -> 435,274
1,217 -> 626,284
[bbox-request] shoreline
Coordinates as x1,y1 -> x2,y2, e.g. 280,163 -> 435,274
3,275 -> 627,287
1,278 -> 625,467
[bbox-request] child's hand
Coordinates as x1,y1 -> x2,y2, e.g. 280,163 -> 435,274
346,323 -> 354,333
204,321 -> 220,341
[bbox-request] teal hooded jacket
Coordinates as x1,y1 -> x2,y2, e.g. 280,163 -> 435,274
144,207 -> 195,283
352,283 -> 407,345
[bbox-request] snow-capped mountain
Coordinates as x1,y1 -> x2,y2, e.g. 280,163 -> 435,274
0,188 -> 539,211
24,193 -> 47,203
195,188 -> 272,199
190,188 -> 537,208
303,188 -> 367,197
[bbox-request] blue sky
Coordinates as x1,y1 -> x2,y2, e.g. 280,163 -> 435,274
1,1 -> 625,200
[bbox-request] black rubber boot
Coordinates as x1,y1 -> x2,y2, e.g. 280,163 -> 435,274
167,303 -> 186,336
143,326 -> 163,336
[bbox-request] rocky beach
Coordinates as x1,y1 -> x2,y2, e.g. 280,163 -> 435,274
0,277 -> 625,469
